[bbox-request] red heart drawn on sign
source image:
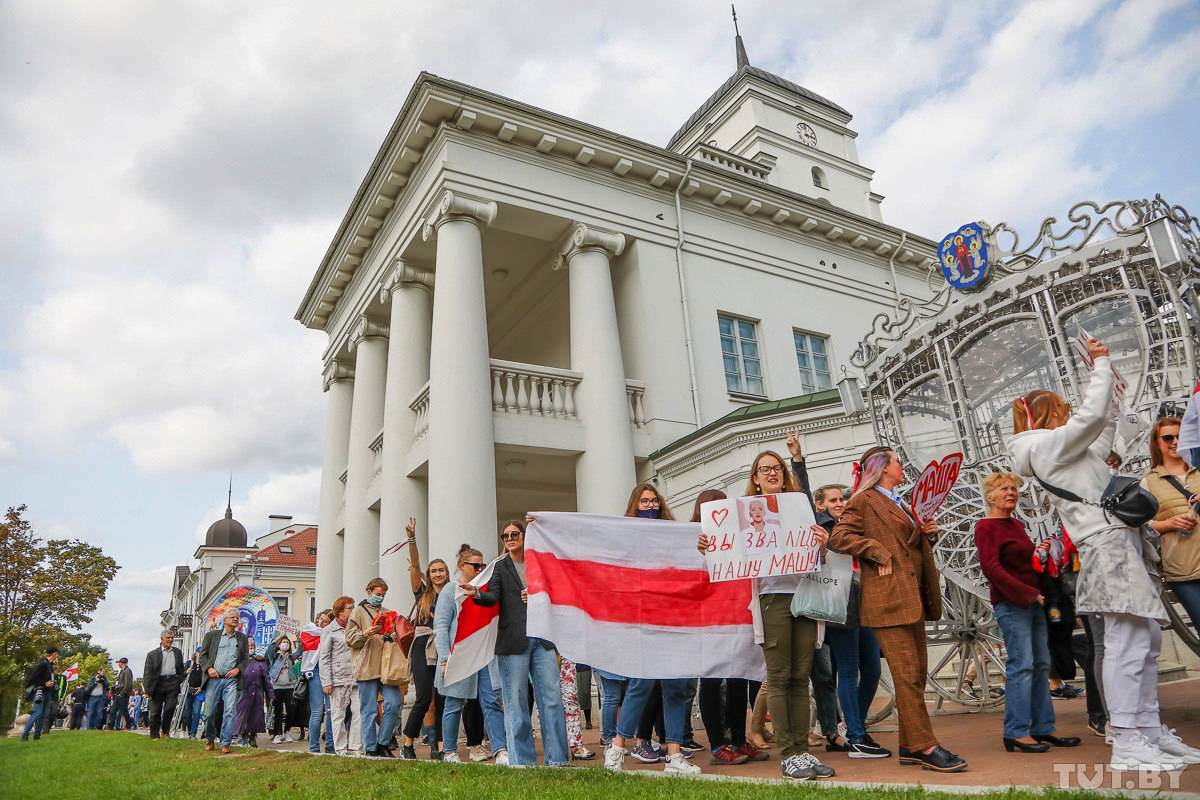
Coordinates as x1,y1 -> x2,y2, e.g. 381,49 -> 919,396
711,508 -> 729,527
908,452 -> 964,521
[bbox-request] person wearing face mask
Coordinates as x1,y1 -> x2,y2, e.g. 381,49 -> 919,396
399,518 -> 451,760
345,577 -> 403,758
269,635 -> 298,744
233,640 -> 274,747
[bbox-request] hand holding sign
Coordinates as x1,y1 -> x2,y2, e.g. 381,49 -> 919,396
701,493 -> 820,582
908,453 -> 963,522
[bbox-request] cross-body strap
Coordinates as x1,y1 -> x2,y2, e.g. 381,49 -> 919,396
1029,465 -> 1099,508
1162,474 -> 1196,504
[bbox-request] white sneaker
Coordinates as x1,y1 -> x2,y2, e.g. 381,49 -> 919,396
284,732 -> 295,743
469,744 -> 489,762
604,746 -> 627,772
1153,729 -> 1200,764
443,752 -> 461,763
663,753 -> 701,775
1110,732 -> 1187,772
272,735 -> 283,745
494,750 -> 509,766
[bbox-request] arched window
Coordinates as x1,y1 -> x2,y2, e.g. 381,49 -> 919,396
811,166 -> 828,190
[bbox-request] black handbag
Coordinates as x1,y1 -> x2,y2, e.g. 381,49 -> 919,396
293,674 -> 309,703
1033,470 -> 1160,528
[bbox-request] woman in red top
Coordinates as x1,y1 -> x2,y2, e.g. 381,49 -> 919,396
974,472 -> 1079,753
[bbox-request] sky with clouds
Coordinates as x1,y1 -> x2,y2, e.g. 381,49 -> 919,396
1,0 -> 1197,672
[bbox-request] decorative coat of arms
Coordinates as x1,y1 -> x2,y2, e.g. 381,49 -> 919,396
938,222 -> 990,290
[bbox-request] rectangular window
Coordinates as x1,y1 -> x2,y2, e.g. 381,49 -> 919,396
718,314 -> 765,396
309,596 -> 317,622
272,596 -> 289,617
793,331 -> 833,394
278,545 -> 293,554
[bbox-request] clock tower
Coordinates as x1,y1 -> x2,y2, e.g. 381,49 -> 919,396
665,23 -> 884,221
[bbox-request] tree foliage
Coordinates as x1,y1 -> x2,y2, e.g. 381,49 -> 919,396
0,505 -> 120,731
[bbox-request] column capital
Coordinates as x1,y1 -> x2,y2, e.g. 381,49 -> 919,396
421,190 -> 498,241
380,260 -> 435,303
322,360 -> 355,391
552,223 -> 626,270
349,315 -> 389,351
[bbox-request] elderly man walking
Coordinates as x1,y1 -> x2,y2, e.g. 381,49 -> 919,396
144,629 -> 186,739
108,657 -> 134,731
200,609 -> 250,754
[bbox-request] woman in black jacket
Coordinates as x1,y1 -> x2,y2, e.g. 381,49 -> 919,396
462,520 -> 568,767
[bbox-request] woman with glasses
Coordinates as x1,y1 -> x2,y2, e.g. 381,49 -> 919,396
1143,417 -> 1200,631
398,518 -> 450,760
436,544 -> 504,763
461,521 -> 569,766
602,484 -> 701,775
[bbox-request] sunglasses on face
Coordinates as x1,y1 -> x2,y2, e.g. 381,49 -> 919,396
464,562 -> 485,571
1161,434 -> 1178,443
500,531 -> 523,541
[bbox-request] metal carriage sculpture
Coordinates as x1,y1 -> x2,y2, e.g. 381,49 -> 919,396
852,196 -> 1200,710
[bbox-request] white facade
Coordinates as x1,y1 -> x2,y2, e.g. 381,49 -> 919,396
296,57 -> 939,608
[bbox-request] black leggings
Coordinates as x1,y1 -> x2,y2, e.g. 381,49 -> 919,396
402,634 -> 443,742
636,681 -> 666,741
271,688 -> 294,736
463,699 -> 485,747
699,678 -> 748,749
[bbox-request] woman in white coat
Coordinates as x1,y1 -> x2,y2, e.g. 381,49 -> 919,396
318,595 -> 362,756
1009,337 -> 1200,772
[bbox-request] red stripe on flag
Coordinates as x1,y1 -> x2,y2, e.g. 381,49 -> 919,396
527,550 -> 752,628
451,583 -> 500,648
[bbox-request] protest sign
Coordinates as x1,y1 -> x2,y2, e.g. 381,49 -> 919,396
700,493 -> 820,582
276,614 -> 301,638
1073,327 -> 1128,406
909,452 -> 963,521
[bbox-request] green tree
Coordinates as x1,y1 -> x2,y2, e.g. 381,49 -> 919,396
0,505 -> 119,732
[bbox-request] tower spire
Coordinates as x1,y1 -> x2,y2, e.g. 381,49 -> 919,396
225,473 -> 233,519
732,5 -> 749,69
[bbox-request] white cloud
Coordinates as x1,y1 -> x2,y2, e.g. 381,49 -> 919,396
192,468 -> 321,544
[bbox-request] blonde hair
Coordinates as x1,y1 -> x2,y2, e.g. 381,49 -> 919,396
981,471 -> 1021,509
852,446 -> 894,496
744,450 -> 800,496
1012,390 -> 1067,434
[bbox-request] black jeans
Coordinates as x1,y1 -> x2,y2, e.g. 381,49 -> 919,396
148,682 -> 180,738
272,688 -> 295,736
402,634 -> 444,743
108,694 -> 132,730
463,698 -> 485,747
636,681 -> 666,742
699,678 -> 749,749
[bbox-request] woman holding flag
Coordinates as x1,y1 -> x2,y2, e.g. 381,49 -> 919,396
461,521 -> 569,767
399,519 -> 449,760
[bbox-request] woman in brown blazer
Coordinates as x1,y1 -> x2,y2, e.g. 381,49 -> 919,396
827,445 -> 967,773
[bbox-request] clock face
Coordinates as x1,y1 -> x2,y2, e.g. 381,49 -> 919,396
796,122 -> 818,147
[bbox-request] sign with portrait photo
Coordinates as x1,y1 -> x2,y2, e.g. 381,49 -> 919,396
700,493 -> 821,582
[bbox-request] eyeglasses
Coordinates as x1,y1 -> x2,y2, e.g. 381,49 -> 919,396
500,531 -> 523,541
756,464 -> 783,475
1161,434 -> 1178,443
464,562 -> 485,571
638,498 -> 661,507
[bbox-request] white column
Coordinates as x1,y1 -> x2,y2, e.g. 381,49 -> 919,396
556,223 -> 636,512
315,359 -> 353,609
378,261 -> 433,592
342,315 -> 388,596
423,190 -> 499,563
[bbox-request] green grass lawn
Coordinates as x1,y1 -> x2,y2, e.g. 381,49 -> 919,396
0,733 -> 1112,800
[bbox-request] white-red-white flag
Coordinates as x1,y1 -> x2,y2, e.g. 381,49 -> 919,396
526,512 -> 766,681
63,662 -> 79,683
442,557 -> 503,686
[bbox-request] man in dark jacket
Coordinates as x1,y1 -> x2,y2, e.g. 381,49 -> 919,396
69,684 -> 89,730
108,657 -> 134,730
41,665 -> 68,735
144,629 -> 186,739
180,650 -> 204,738
199,608 -> 250,753
21,646 -> 58,741
84,671 -> 110,729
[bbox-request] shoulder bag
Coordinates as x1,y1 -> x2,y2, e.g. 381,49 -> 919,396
1032,468 -> 1159,528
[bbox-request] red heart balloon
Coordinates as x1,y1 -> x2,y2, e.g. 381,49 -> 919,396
909,453 -> 964,520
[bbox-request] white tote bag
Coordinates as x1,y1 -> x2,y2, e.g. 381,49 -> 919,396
790,552 -> 854,624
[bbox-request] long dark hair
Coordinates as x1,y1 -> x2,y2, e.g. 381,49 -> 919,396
690,489 -> 728,522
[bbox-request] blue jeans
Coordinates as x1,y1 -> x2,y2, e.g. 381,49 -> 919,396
825,625 -> 882,742
811,644 -> 839,737
1169,579 -> 1200,634
86,696 -> 106,730
22,694 -> 46,740
188,692 -> 205,737
497,642 -> 568,766
613,677 -> 656,740
307,668 -> 335,752
994,600 -> 1056,739
478,663 -> 506,754
203,678 -> 240,747
357,679 -> 402,754
442,695 -> 468,756
597,674 -> 627,742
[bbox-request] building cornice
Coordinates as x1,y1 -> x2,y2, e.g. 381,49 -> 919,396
296,73 -> 939,331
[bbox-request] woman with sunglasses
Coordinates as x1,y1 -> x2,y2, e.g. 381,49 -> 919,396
1143,417 -> 1200,631
461,521 -> 568,766
436,544 -> 504,763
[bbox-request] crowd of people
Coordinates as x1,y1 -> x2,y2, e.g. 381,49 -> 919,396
18,338 -> 1200,779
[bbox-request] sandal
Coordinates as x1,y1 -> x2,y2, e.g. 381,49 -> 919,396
572,745 -> 595,760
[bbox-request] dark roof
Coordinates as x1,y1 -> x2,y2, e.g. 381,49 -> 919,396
174,566 -> 191,592
650,389 -> 841,461
666,65 -> 850,150
205,506 -> 248,548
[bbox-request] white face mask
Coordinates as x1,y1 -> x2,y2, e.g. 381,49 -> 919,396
279,642 -> 290,652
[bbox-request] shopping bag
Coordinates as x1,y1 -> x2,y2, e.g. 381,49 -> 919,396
380,641 -> 410,687
790,552 -> 854,623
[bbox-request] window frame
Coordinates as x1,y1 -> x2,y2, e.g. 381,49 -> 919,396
792,329 -> 834,394
811,166 -> 828,190
717,312 -> 768,399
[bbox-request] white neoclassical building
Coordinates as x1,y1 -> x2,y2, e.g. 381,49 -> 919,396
296,40 -> 941,606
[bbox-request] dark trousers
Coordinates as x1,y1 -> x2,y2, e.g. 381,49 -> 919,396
1045,593 -> 1077,681
811,643 -> 840,737
699,678 -> 749,749
636,681 -> 666,741
108,694 -> 132,730
41,697 -> 59,734
69,703 -> 85,730
149,682 -> 181,738
1081,615 -> 1107,721
402,636 -> 443,743
272,688 -> 294,736
874,621 -> 936,751
463,698 -> 485,747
